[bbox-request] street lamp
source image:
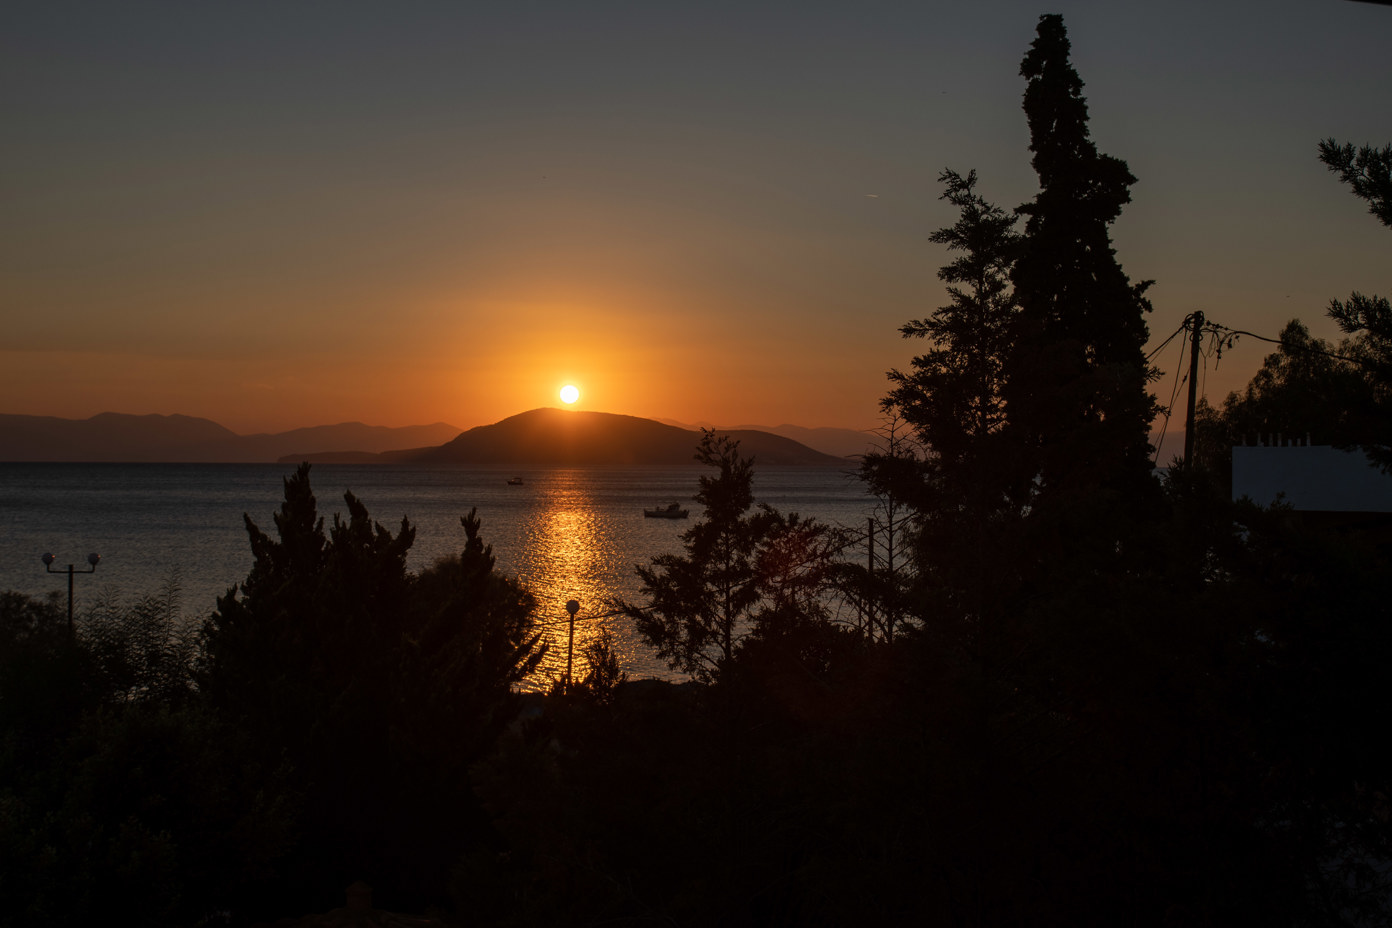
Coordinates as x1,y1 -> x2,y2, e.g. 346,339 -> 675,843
42,551 -> 100,634
565,599 -> 580,693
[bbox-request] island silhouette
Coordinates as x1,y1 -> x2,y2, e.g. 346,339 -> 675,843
304,408 -> 846,466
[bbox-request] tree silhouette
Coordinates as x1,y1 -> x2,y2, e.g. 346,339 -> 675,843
897,169 -> 1020,459
1006,13 -> 1159,531
406,508 -> 547,765
1198,320 -> 1374,473
1317,139 -> 1392,471
199,463 -> 545,913
0,586 -> 292,928
1320,138 -> 1392,229
844,413 -> 919,644
865,168 -> 1021,656
615,431 -> 840,684
559,626 -> 628,707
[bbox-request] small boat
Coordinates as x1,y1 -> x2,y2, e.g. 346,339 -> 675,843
643,502 -> 689,519
507,476 -> 524,486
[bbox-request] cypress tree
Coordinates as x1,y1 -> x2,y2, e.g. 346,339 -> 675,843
1006,14 -> 1159,535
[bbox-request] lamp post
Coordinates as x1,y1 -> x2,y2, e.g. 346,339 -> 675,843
42,551 -> 100,634
565,599 -> 580,693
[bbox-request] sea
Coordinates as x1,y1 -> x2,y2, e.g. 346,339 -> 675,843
0,463 -> 877,685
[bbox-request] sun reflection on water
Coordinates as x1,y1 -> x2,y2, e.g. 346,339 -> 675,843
513,471 -> 649,688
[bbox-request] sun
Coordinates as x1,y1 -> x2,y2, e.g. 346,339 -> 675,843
559,384 -> 580,405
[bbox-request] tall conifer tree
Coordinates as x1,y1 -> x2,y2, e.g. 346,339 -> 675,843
866,169 -> 1020,645
1006,14 -> 1158,532
892,169 -> 1020,488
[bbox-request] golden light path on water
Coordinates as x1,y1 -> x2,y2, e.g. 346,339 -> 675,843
511,470 -> 655,688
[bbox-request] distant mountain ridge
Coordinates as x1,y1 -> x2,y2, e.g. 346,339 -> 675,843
0,410 -> 851,465
0,413 -> 462,463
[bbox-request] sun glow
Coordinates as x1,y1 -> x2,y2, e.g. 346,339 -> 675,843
559,384 -> 580,405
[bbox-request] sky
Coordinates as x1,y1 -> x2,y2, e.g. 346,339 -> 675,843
3,1 -> 1389,435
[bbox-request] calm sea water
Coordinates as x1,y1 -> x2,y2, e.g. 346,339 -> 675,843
0,463 -> 874,684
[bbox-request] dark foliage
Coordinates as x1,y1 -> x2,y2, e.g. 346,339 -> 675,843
199,463 -> 545,917
1328,292 -> 1392,470
1007,14 -> 1160,530
1320,138 -> 1392,230
612,430 -> 842,685
805,14 -> 1392,925
840,414 -> 919,643
1192,312 -> 1392,485
1317,137 -> 1392,471
0,590 -> 93,757
892,168 -> 1020,471
863,170 -> 1022,653
0,586 -> 290,928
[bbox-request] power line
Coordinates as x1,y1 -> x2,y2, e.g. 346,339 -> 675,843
1146,321 -> 1188,362
1209,325 -> 1371,367
1152,323 -> 1193,464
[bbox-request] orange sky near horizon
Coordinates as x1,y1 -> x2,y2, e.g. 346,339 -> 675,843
4,2 -> 1388,436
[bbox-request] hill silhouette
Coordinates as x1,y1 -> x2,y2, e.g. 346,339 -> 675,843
0,413 -> 461,462
406,409 -> 845,467
660,419 -> 878,459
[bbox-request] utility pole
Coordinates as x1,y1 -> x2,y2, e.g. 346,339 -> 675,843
1184,310 -> 1205,464
866,518 -> 876,639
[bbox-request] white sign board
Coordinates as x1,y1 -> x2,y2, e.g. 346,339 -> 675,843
1232,445 -> 1392,512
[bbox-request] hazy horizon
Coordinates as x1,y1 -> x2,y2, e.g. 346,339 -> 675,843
0,405 -> 1195,467
6,1 -> 1388,434
0,405 -> 883,436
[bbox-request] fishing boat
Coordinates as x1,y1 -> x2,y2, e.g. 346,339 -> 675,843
507,476 -> 524,486
643,502 -> 689,519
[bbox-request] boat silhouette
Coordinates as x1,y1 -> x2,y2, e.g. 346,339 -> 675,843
643,502 -> 689,519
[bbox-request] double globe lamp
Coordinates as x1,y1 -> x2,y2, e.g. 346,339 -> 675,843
42,551 -> 100,633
